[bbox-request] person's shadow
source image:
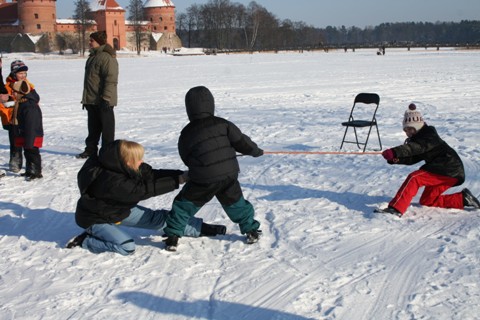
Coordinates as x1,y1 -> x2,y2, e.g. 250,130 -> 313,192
116,291 -> 316,320
0,201 -> 242,249
243,183 -> 389,218
0,201 -> 78,246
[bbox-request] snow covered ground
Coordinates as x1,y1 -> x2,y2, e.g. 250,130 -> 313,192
1,47 -> 479,320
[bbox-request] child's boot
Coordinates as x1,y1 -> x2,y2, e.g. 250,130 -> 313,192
463,188 -> 480,209
200,223 -> 226,236
246,229 -> 262,244
165,235 -> 179,252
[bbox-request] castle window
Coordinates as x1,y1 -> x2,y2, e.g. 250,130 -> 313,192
159,17 -> 163,22
114,20 -> 117,26
34,14 -> 39,19
164,26 -> 167,31
37,24 -> 41,30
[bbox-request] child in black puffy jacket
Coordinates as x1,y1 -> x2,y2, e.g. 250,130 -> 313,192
163,86 -> 264,251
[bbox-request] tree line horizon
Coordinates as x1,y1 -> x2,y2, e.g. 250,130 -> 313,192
175,0 -> 480,51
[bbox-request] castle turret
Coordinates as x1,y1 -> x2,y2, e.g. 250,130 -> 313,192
17,0 -> 57,34
144,0 -> 176,33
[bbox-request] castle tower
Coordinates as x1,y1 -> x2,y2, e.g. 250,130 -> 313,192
91,0 -> 126,50
144,0 -> 176,33
17,0 -> 57,34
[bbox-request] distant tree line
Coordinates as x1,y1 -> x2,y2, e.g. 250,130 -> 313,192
176,0 -> 480,52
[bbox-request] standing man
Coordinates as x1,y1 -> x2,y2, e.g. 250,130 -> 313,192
77,31 -> 118,159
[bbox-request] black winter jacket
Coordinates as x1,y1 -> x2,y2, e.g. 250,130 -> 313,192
391,125 -> 465,185
15,90 -> 43,149
75,141 -> 183,228
178,86 -> 263,184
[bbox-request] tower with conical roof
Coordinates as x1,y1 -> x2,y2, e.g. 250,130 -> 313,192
143,0 -> 181,51
144,0 -> 176,33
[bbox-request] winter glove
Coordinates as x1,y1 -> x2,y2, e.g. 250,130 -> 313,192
382,149 -> 395,161
100,99 -> 111,110
252,148 -> 264,158
179,171 -> 189,184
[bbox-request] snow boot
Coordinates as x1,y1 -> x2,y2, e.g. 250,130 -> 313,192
246,229 -> 262,244
463,188 -> 480,209
26,173 -> 43,181
165,235 -> 179,252
9,148 -> 22,173
76,151 -> 91,159
200,223 -> 227,237
66,232 -> 88,248
375,206 -> 403,217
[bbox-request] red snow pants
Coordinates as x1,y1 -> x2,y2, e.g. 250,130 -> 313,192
389,169 -> 464,214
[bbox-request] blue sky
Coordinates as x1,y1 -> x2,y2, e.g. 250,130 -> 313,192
56,0 -> 480,28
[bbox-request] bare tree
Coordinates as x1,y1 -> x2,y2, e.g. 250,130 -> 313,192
243,2 -> 269,50
55,34 -> 67,54
128,0 -> 146,55
185,5 -> 201,48
73,0 -> 94,56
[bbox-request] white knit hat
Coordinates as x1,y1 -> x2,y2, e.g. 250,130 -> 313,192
403,103 -> 424,131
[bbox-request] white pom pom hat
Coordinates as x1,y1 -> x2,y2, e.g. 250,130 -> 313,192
403,103 -> 424,131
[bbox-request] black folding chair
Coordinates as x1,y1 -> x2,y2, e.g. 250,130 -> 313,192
340,93 -> 382,152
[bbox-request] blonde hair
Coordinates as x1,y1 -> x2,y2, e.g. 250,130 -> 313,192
118,140 -> 144,170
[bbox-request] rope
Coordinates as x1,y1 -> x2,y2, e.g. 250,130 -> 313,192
264,151 -> 381,155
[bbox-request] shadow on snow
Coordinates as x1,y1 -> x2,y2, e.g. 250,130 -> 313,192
116,291 -> 316,320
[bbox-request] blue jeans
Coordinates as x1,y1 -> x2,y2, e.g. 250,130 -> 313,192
81,205 -> 203,255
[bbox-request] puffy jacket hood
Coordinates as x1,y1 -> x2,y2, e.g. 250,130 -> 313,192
97,140 -> 127,174
185,86 -> 215,121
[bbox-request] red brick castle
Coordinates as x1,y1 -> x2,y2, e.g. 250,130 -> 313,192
0,0 -> 181,52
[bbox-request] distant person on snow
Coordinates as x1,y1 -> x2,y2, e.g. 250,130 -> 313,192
0,60 -> 37,174
67,139 -> 226,255
77,31 -> 118,159
11,80 -> 44,181
0,57 -> 8,178
162,86 -> 264,251
379,103 -> 480,217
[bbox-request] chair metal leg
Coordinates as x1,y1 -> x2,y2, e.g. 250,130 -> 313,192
375,124 -> 382,151
353,127 -> 361,149
340,126 -> 349,150
362,126 -> 374,152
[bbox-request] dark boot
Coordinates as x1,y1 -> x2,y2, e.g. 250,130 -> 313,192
200,223 -> 227,236
23,148 -> 42,180
9,149 -> 22,173
66,232 -> 88,248
76,150 -> 93,159
463,188 -> 480,209
246,229 -> 262,244
165,235 -> 179,252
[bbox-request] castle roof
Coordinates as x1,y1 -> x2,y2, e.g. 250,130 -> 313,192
90,0 -> 125,12
0,2 -> 18,25
144,0 -> 175,8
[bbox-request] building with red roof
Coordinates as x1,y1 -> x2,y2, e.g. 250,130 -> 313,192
0,0 -> 181,53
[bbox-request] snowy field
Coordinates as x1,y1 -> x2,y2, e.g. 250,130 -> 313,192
1,48 -> 479,320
